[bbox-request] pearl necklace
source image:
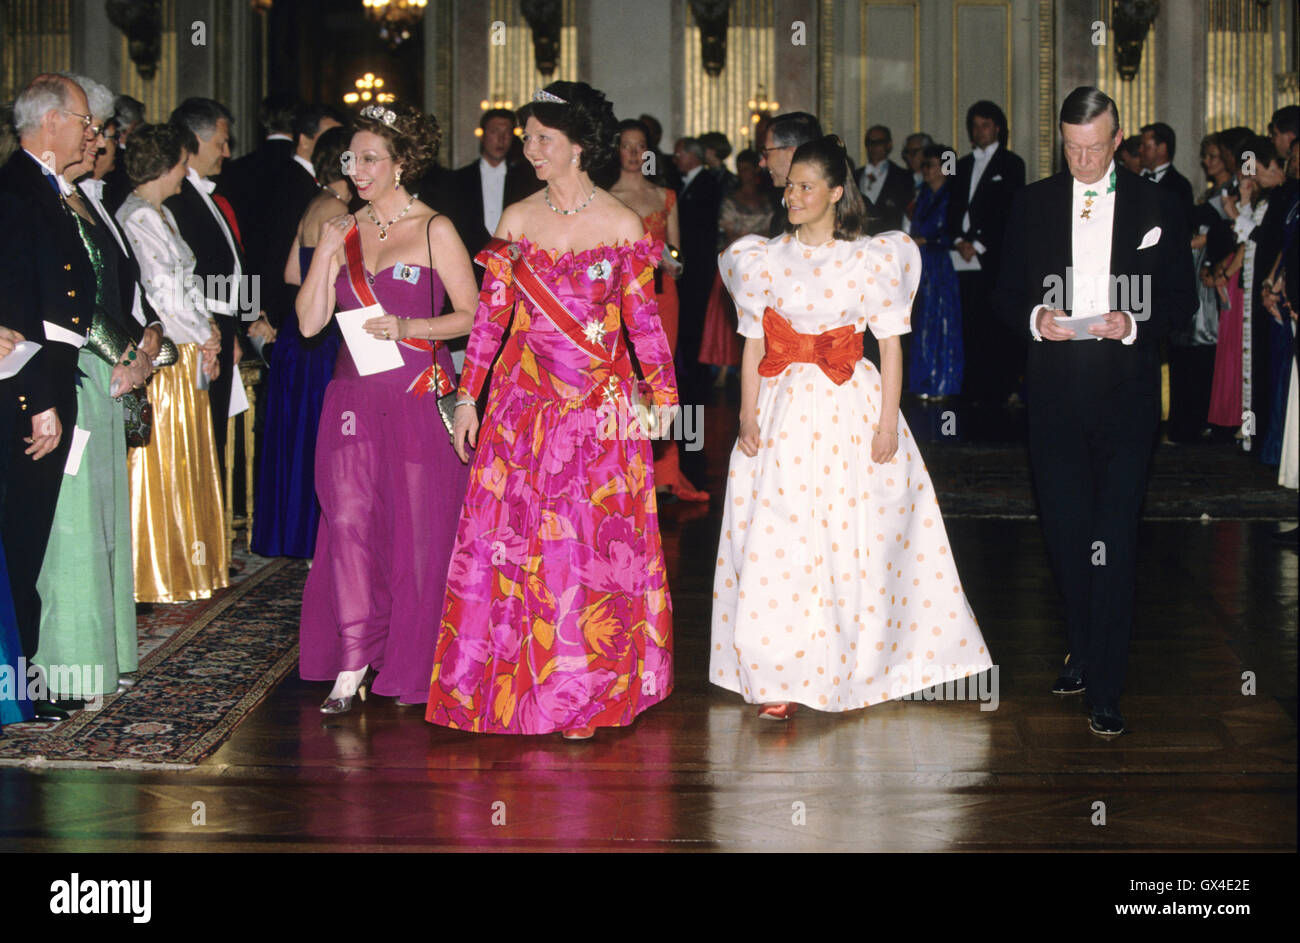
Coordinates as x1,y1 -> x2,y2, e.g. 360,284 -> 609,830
545,183 -> 595,215
367,194 -> 415,240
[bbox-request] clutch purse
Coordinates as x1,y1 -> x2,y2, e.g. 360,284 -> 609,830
120,385 -> 153,448
436,391 -> 458,440
153,337 -> 179,368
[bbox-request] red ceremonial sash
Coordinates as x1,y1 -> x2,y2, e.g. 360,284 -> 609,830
343,225 -> 454,398
758,307 -> 861,385
480,238 -> 634,401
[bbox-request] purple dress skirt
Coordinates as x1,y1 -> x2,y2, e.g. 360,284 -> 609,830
298,262 -> 470,703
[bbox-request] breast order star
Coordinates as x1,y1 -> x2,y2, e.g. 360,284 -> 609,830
584,319 -> 605,345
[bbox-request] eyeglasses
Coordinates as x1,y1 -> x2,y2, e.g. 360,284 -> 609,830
759,145 -> 793,157
61,109 -> 93,128
353,153 -> 391,169
866,138 -> 891,146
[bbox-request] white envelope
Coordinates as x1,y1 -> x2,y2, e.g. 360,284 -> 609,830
0,340 -> 41,380
950,249 -> 981,272
335,304 -> 403,376
1137,226 -> 1161,250
63,426 -> 90,476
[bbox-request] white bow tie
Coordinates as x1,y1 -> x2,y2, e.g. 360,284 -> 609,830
80,178 -> 105,201
195,176 -> 217,195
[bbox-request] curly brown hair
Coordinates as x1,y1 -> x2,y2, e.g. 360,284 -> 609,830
517,81 -> 617,174
123,122 -> 189,186
352,103 -> 440,182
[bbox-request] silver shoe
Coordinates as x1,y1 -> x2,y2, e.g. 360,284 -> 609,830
319,667 -> 375,715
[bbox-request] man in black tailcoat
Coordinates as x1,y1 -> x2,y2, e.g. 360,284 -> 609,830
857,125 -> 914,235
439,108 -> 542,288
0,76 -> 95,707
672,136 -> 723,403
949,100 -> 1026,405
166,98 -> 262,480
995,87 -> 1196,737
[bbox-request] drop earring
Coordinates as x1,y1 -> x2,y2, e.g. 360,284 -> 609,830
395,168 -> 402,187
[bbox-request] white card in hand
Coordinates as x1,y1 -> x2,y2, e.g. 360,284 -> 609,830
336,304 -> 403,376
1054,313 -> 1108,340
0,340 -> 41,380
227,366 -> 250,417
949,249 -> 981,272
63,426 -> 91,476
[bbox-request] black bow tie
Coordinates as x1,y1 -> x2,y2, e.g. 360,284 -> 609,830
1142,170 -> 1157,179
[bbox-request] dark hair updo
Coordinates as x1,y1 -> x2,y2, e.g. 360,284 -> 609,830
352,102 -> 440,182
785,134 -> 869,240
312,124 -> 352,186
516,80 -> 617,175
123,122 -> 189,187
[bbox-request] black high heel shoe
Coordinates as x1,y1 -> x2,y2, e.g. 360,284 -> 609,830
319,666 -> 377,715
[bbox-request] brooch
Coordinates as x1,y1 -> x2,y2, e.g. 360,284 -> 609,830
583,319 -> 605,345
587,259 -> 612,282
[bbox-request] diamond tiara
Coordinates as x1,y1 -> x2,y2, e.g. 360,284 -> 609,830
359,105 -> 397,127
532,89 -> 567,105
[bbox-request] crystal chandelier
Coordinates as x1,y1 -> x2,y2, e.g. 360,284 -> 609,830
362,0 -> 428,47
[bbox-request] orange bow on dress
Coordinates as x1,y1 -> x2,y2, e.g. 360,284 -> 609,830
757,307 -> 861,385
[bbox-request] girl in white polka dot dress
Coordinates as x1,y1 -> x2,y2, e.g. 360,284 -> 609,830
710,136 -> 991,719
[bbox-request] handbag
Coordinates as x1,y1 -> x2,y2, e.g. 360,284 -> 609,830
120,385 -> 153,448
118,338 -> 176,449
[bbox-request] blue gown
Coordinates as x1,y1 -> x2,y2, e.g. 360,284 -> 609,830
906,183 -> 964,397
251,247 -> 343,558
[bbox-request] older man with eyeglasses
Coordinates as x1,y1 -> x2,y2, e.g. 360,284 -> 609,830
0,74 -> 97,712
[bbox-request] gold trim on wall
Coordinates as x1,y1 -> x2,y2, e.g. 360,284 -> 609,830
1037,0 -> 1055,179
1205,0 -> 1276,133
117,0 -> 177,127
2,0 -> 72,103
858,1 -> 920,137
952,0 -> 1012,151
819,0 -> 835,134
683,0 -> 776,154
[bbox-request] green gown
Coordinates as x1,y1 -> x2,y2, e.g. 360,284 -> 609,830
31,207 -> 136,700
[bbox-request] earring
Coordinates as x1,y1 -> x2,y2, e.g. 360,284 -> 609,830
571,155 -> 578,165
395,169 -> 402,187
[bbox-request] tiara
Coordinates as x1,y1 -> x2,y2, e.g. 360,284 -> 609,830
532,89 -> 567,105
359,105 -> 397,127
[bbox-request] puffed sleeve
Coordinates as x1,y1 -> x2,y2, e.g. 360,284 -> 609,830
716,233 -> 769,338
861,231 -> 921,340
459,243 -> 517,400
117,202 -> 211,345
621,234 -> 679,409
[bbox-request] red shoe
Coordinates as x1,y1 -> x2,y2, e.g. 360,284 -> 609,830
561,725 -> 596,740
666,476 -> 710,503
758,702 -> 797,721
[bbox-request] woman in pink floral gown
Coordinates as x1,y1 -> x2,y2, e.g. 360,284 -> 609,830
426,82 -> 679,739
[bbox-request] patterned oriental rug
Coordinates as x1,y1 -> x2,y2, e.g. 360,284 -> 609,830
0,556 -> 306,769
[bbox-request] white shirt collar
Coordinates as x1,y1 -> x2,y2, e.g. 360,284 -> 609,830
79,177 -> 105,201
973,141 -> 1000,161
266,133 -> 293,142
293,153 -> 315,178
682,165 -> 703,189
23,148 -> 74,196
187,165 -> 216,195
479,156 -> 507,176
864,159 -> 889,178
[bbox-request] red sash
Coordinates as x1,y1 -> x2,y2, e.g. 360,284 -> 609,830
480,238 -> 634,403
343,225 -> 454,398
758,307 -> 861,385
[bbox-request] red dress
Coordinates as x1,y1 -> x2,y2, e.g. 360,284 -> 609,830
642,189 -> 708,502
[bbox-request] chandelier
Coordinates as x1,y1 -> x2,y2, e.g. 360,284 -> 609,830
362,0 -> 428,47
744,86 -> 780,139
344,73 -> 395,105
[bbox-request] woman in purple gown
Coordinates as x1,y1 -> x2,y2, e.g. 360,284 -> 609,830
296,104 -> 478,710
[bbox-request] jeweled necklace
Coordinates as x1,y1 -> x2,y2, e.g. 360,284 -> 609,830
545,182 -> 595,215
367,193 -> 415,240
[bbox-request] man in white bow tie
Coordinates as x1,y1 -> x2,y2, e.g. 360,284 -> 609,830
995,87 -> 1196,738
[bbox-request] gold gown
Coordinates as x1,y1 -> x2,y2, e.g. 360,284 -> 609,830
130,342 -> 230,602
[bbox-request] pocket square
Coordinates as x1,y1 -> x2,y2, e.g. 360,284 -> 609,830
1137,226 -> 1161,250
991,174 -> 1003,182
